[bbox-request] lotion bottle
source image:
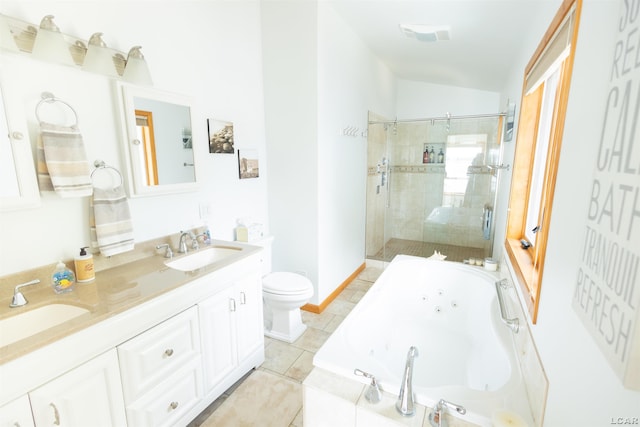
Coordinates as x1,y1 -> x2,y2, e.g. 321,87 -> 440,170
74,246 -> 95,282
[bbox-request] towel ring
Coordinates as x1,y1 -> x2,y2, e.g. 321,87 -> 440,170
35,92 -> 79,127
91,160 -> 124,187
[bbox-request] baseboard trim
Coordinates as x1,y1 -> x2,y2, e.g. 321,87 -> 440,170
301,262 -> 366,314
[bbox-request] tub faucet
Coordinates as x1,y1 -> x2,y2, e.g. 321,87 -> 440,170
428,398 -> 466,427
396,346 -> 419,416
354,369 -> 383,404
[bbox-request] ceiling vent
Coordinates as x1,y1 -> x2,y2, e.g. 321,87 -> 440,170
399,24 -> 451,42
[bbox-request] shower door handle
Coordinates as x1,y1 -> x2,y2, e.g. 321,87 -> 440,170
483,206 -> 493,240
385,167 -> 391,208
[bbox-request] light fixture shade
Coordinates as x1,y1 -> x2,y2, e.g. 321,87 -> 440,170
31,15 -> 74,65
122,46 -> 153,86
82,32 -> 118,77
0,15 -> 19,52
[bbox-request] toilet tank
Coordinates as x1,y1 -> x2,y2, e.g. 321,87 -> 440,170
250,235 -> 274,276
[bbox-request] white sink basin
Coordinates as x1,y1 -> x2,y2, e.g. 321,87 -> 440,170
165,246 -> 242,272
0,304 -> 90,347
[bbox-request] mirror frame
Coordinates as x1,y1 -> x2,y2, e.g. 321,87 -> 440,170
0,67 -> 40,211
116,82 -> 198,197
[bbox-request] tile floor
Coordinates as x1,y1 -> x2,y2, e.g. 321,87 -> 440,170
188,265 -> 383,427
369,238 -> 486,263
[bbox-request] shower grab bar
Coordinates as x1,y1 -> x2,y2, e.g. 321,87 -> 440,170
495,279 -> 519,333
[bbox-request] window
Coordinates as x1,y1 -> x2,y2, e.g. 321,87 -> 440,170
505,0 -> 582,323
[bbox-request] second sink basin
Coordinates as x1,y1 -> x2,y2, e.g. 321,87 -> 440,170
165,246 -> 242,272
0,304 -> 90,348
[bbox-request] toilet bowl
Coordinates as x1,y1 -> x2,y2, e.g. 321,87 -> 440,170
262,272 -> 314,343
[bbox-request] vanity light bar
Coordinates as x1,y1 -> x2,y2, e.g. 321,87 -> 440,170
0,14 -> 151,85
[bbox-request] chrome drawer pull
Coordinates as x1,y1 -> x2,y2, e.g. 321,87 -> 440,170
169,401 -> 179,410
240,291 -> 246,305
164,348 -> 174,357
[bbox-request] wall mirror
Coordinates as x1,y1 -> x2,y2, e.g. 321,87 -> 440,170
0,74 -> 40,211
117,83 -> 198,197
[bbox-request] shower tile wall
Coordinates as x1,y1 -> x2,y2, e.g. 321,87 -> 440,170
389,121 -> 445,242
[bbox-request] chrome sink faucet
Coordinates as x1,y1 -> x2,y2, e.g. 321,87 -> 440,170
178,231 -> 197,253
10,279 -> 40,307
396,346 -> 419,416
156,243 -> 173,259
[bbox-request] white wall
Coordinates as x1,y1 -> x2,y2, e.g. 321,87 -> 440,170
262,1 -> 396,305
396,80 -> 500,119
316,4 -> 396,304
498,0 -> 640,424
261,0 -> 321,289
0,1 -> 268,275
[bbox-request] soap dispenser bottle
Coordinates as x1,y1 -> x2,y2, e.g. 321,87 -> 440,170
52,261 -> 75,294
74,246 -> 95,282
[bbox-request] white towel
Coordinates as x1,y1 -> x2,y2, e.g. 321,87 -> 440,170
90,186 -> 134,257
37,122 -> 92,197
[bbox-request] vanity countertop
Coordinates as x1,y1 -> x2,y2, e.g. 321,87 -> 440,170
0,240 -> 262,365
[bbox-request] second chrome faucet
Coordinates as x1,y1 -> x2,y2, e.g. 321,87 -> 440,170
396,345 -> 419,416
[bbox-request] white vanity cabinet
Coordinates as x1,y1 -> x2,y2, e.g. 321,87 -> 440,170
28,349 -> 127,427
0,246 -> 265,427
117,306 -> 202,427
0,395 -> 35,427
199,271 -> 264,395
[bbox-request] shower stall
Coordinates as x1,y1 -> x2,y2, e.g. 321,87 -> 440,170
365,111 -> 505,263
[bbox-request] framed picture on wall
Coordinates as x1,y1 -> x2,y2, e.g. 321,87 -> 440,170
238,149 -> 259,179
207,118 -> 235,153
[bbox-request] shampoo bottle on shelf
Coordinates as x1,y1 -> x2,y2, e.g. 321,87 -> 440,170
74,246 -> 95,282
438,148 -> 445,163
52,261 -> 75,294
423,146 -> 429,164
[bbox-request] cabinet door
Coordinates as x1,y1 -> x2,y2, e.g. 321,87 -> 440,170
0,395 -> 34,427
198,287 -> 237,392
235,272 -> 264,363
29,349 -> 127,427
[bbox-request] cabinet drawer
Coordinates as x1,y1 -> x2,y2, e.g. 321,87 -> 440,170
118,306 -> 200,403
0,395 -> 35,427
124,359 -> 202,427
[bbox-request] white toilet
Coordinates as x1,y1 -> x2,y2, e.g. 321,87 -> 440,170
255,237 -> 314,343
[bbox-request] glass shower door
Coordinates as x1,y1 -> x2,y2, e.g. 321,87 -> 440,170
421,119 -> 501,262
365,114 -> 503,263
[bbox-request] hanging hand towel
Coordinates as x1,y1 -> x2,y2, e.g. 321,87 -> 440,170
90,186 -> 135,257
37,122 -> 92,197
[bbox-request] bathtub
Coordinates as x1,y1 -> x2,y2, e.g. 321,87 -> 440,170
313,255 -> 532,426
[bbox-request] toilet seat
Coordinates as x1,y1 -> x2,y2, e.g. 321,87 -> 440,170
263,272 -> 313,295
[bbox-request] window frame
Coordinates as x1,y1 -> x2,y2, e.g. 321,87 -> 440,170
505,0 -> 582,324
